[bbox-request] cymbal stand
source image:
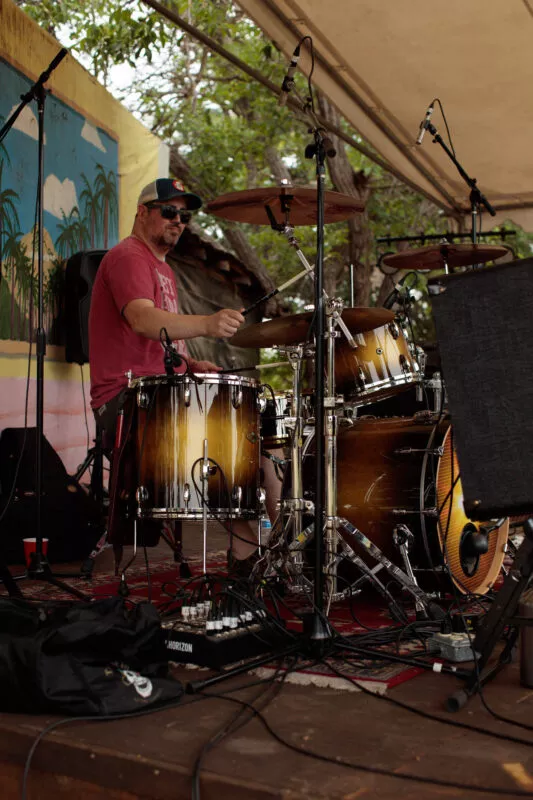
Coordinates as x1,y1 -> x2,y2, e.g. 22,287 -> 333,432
265,344 -> 314,591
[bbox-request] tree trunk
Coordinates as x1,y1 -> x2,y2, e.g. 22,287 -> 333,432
170,144 -> 280,313
265,145 -> 291,184
317,95 -> 374,306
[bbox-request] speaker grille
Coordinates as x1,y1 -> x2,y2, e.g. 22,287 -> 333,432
430,257 -> 533,519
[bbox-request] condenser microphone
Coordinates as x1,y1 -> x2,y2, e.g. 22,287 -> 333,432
278,44 -> 301,107
416,102 -> 434,145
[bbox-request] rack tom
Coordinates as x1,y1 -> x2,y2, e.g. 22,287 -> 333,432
335,320 -> 420,406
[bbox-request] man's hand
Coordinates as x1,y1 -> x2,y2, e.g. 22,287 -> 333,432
191,360 -> 221,373
205,308 -> 245,338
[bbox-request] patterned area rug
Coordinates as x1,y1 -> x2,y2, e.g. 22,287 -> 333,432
0,550 -> 429,693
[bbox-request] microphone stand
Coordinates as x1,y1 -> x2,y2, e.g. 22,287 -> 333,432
304,123 -> 334,642
0,49 -> 91,601
421,119 -> 496,246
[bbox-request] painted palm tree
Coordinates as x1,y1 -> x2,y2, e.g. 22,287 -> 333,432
0,159 -> 20,281
79,173 -> 100,248
15,245 -> 33,341
1,227 -> 22,339
55,207 -> 85,258
94,164 -> 118,248
43,258 -> 65,341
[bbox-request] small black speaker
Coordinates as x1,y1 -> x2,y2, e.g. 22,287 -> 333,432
0,428 -> 66,494
64,250 -> 107,364
0,428 -> 101,563
430,257 -> 533,520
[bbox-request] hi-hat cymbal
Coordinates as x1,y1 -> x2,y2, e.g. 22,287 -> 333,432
382,243 -> 509,272
206,186 -> 364,226
230,307 -> 394,348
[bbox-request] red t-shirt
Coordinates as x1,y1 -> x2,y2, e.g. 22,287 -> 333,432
89,236 -> 188,409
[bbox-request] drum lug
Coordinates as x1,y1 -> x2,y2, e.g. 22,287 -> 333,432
356,367 -> 366,388
388,321 -> 400,340
392,507 -> 438,518
258,395 -> 267,413
399,354 -> 410,375
394,446 -> 444,456
232,387 -> 243,408
183,483 -> 190,506
233,486 -> 243,509
137,391 -> 150,409
257,487 -> 266,505
184,386 -> 191,407
135,485 -> 149,505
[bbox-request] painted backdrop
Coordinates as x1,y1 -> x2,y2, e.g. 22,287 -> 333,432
0,57 -> 119,345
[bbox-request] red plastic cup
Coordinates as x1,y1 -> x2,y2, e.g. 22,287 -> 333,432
22,538 -> 49,568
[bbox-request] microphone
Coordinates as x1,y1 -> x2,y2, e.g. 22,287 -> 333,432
416,102 -> 434,145
383,274 -> 411,310
160,327 -> 183,375
278,44 -> 301,107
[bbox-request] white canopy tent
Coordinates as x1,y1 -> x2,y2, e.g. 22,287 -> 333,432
237,0 -> 533,231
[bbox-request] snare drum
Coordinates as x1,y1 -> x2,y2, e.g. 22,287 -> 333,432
261,393 -> 291,449
335,320 -> 420,406
129,374 -> 261,520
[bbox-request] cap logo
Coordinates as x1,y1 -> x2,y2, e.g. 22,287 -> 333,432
172,180 -> 185,191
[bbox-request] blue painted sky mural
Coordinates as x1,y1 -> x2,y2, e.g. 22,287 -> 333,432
0,57 -> 119,344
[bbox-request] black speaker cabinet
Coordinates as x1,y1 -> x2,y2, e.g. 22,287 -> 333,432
430,257 -> 533,520
0,428 -> 101,563
64,250 -> 107,364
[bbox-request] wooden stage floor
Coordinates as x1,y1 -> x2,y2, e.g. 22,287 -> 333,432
2,658 -> 533,799
1,527 -> 533,799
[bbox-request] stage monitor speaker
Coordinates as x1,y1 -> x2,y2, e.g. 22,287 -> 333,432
0,428 -> 101,563
64,249 -> 107,364
430,256 -> 533,520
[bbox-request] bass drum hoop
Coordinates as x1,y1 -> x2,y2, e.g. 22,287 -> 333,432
433,423 -> 508,595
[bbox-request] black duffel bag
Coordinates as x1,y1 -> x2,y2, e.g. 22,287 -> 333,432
0,597 -> 183,715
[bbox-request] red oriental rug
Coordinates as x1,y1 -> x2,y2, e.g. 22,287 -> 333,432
0,549 -> 430,693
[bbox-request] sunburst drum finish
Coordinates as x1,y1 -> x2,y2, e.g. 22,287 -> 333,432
133,375 -> 261,519
335,322 -> 420,405
335,416 -> 508,594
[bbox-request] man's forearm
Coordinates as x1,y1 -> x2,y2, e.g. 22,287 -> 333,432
130,306 -> 210,341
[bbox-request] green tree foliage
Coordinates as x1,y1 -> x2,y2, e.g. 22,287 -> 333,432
16,0 -> 533,364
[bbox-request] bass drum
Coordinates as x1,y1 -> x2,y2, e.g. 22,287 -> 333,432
333,415 -> 509,595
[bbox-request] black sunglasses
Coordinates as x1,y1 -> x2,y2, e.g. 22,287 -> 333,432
145,203 -> 192,223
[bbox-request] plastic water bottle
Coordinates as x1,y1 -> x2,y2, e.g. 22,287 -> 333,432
260,515 -> 272,546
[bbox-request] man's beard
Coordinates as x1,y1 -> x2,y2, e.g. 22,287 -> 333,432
154,227 -> 181,250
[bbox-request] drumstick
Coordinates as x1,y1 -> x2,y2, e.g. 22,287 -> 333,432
218,361 -> 290,374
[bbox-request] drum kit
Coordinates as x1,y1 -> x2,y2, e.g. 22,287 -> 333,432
118,185 -> 511,620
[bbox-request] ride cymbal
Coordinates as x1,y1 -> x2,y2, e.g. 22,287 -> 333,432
230,307 -> 394,348
382,243 -> 509,271
206,186 -> 364,226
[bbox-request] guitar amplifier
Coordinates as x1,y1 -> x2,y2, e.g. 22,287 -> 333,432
429,257 -> 533,520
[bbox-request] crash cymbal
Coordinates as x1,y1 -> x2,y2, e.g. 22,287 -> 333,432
230,307 -> 394,348
382,243 -> 509,271
206,186 -> 364,226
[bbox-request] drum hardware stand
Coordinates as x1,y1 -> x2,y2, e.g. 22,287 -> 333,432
446,518 -> 533,711
0,48 -> 93,602
270,344 -> 314,590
